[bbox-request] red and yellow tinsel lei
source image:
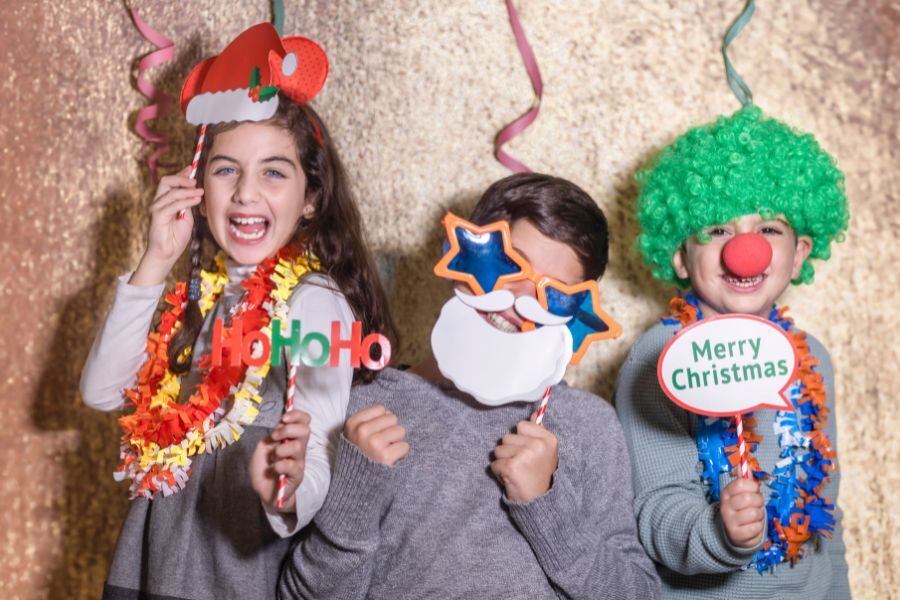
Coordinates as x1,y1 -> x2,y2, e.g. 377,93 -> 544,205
115,247 -> 317,499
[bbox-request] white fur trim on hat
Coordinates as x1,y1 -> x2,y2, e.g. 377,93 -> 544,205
185,89 -> 279,126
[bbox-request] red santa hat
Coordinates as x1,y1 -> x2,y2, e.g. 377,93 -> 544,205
180,23 -> 328,126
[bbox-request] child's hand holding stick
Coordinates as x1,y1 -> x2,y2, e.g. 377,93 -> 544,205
249,409 -> 311,513
130,165 -> 203,287
720,477 -> 766,548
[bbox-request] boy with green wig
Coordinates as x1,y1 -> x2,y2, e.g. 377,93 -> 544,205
615,106 -> 850,599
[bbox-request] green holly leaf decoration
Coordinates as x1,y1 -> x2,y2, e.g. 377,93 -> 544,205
249,66 -> 261,89
258,85 -> 279,102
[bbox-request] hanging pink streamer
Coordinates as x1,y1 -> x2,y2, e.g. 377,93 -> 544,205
130,8 -> 175,183
495,0 -> 544,174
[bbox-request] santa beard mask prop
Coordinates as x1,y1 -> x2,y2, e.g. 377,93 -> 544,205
431,289 -> 573,405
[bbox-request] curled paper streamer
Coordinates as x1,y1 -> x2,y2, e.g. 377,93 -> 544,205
494,0 -> 543,173
130,8 -> 175,183
722,0 -> 755,107
272,0 -> 285,36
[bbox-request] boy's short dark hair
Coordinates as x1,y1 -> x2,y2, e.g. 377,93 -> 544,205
470,173 -> 609,280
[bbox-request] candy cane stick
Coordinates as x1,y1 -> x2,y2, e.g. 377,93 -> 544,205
177,124 -> 208,220
734,413 -> 751,479
276,350 -> 299,509
534,386 -> 552,426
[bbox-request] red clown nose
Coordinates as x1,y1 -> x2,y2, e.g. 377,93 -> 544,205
722,233 -> 772,277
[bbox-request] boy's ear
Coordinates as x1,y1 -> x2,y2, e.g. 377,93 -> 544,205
671,246 -> 690,280
791,235 -> 813,279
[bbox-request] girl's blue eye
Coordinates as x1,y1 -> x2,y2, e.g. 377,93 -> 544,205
265,169 -> 286,179
214,166 -> 236,176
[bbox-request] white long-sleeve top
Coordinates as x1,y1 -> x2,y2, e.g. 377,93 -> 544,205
80,261 -> 354,536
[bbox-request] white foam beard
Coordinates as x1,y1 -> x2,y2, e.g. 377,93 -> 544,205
431,294 -> 573,406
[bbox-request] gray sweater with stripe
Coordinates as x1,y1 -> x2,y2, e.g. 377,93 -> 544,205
615,322 -> 850,599
279,367 -> 661,599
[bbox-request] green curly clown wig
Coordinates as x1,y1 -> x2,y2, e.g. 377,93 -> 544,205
635,106 -> 849,286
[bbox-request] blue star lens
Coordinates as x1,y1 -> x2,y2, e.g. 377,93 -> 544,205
447,227 -> 523,292
544,286 -> 588,317
544,284 -> 611,354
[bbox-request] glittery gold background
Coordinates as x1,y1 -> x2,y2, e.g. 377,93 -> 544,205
0,1 -> 896,598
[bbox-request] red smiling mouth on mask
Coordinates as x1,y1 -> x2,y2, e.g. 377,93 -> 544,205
457,289 -> 572,334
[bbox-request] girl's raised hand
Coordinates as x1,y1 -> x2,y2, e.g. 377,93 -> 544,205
130,166 -> 204,287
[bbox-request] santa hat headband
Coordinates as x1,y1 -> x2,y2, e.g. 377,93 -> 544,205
180,23 -> 328,132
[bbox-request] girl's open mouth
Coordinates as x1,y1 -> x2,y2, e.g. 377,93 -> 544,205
228,215 -> 269,242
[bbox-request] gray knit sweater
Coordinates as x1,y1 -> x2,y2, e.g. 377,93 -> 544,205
279,368 -> 661,599
615,322 -> 850,599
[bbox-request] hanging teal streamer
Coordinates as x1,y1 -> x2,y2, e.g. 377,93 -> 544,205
272,0 -> 285,36
722,0 -> 755,107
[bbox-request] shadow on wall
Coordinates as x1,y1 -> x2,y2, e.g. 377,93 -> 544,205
28,37 -> 207,599
30,189 -> 140,598
378,191 -> 482,367
605,148 -> 673,314
586,145 -> 676,401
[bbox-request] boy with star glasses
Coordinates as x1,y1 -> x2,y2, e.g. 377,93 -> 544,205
276,173 -> 660,599
435,211 -> 622,364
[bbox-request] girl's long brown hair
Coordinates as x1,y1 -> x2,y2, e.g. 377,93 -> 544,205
168,94 -> 396,383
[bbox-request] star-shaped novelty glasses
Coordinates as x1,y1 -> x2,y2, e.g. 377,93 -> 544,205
433,212 -> 622,364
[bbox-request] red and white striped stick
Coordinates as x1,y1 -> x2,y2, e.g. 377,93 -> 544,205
734,414 -> 751,479
189,123 -> 208,179
177,124 -> 208,220
276,351 -> 299,509
534,386 -> 552,426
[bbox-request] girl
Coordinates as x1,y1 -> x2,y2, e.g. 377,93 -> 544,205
81,25 -> 394,600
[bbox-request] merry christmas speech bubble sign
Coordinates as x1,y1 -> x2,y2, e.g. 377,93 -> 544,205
657,314 -> 798,417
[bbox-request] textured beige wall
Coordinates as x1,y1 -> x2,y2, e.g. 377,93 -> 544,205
0,1 -> 896,598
